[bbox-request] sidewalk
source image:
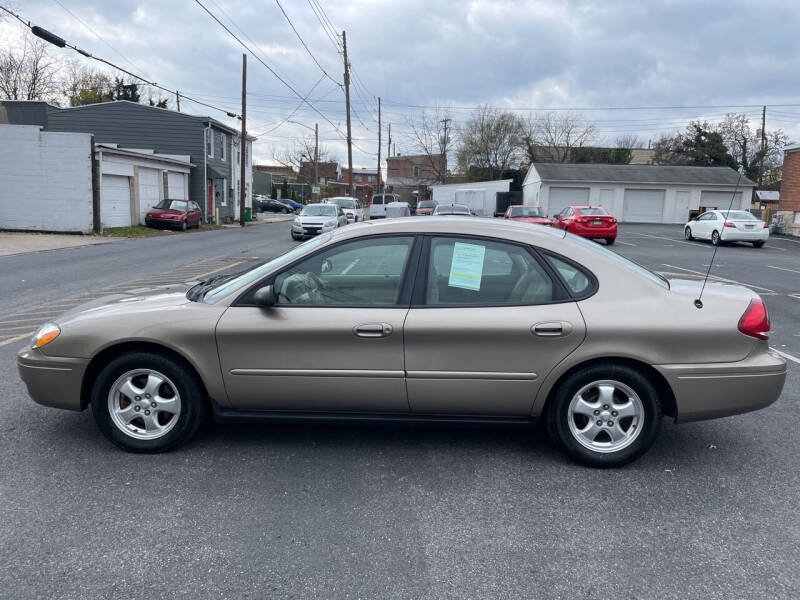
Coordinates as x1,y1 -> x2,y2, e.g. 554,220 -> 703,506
0,231 -> 115,257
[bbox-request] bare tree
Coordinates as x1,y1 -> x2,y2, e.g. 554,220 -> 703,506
0,32 -> 60,102
456,105 -> 523,179
522,111 -> 596,163
404,105 -> 453,183
717,112 -> 790,178
273,134 -> 331,182
614,134 -> 643,149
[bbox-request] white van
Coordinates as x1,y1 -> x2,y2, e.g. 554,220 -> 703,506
369,193 -> 400,219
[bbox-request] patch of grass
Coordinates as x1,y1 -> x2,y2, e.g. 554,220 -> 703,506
101,223 -> 224,238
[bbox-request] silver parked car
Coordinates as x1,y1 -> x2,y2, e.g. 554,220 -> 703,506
291,203 -> 348,240
18,218 -> 785,466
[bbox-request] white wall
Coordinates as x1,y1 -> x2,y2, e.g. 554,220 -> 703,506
431,179 -> 511,216
0,125 -> 93,233
524,179 -> 753,223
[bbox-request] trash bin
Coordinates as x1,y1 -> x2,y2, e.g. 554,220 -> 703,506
245,207 -> 252,222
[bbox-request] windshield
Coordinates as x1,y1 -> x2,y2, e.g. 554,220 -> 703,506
722,210 -> 757,220
418,201 -> 436,209
301,205 -> 336,216
155,200 -> 188,211
565,233 -> 669,289
329,198 -> 355,209
509,206 -> 543,217
203,233 -> 333,303
577,207 -> 608,216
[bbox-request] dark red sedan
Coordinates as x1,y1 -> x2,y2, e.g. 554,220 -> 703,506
145,200 -> 202,231
416,200 -> 437,216
504,204 -> 552,225
551,205 -> 617,245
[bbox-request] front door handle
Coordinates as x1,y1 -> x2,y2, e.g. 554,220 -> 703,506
532,321 -> 573,337
354,323 -> 393,338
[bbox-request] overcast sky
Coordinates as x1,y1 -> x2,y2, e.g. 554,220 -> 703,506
3,0 -> 799,167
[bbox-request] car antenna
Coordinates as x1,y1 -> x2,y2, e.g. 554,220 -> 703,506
694,170 -> 744,309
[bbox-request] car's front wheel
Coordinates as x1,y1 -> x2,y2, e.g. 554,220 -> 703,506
91,352 -> 206,453
684,226 -> 694,240
546,363 -> 662,467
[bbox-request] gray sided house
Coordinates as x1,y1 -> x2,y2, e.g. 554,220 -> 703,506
1,100 -> 254,222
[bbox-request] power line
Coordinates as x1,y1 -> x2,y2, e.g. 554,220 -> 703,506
307,0 -> 341,52
274,0 -> 340,88
250,75 -> 325,136
193,0 -> 348,140
0,4 -> 241,118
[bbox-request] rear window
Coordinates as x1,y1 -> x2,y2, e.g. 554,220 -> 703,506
577,208 -> 607,216
509,206 -> 544,218
722,210 -> 757,220
418,201 -> 436,209
372,195 -> 383,205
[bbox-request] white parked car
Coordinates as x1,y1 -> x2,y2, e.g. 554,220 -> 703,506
369,193 -> 400,219
291,203 -> 348,240
684,210 -> 769,247
323,196 -> 364,223
385,201 -> 411,218
433,203 -> 472,216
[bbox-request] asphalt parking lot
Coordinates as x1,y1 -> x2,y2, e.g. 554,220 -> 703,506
0,222 -> 798,599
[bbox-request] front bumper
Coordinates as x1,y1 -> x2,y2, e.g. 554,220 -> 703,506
292,223 -> 337,237
145,217 -> 184,229
17,347 -> 89,411
654,349 -> 786,423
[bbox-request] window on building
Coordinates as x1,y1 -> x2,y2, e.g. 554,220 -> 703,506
207,129 -> 214,157
355,174 -> 362,182
162,171 -> 169,198
368,175 -> 375,183
413,165 -> 419,178
221,134 -> 227,161
221,178 -> 227,206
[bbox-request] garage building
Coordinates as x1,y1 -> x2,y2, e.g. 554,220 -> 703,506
522,163 -> 755,223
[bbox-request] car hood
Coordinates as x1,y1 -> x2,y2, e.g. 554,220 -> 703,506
55,284 -> 194,325
147,208 -> 185,217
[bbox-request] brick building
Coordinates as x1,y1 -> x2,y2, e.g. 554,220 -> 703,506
298,160 -> 340,184
777,144 -> 800,236
386,154 -> 444,186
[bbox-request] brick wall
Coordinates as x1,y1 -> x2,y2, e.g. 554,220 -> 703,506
386,154 -> 443,180
779,149 -> 800,211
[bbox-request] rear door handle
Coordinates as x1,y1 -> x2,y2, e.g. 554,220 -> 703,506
354,323 -> 393,338
532,321 -> 573,337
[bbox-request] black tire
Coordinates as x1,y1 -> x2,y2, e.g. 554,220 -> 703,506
546,363 -> 662,468
711,230 -> 720,245
684,226 -> 694,241
91,351 -> 206,453
753,241 -> 765,248
291,231 -> 301,240
282,208 -> 289,214
181,220 -> 187,232
605,238 -> 615,245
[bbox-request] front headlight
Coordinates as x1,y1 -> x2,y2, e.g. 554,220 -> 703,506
325,219 -> 337,227
294,217 -> 302,225
32,323 -> 60,349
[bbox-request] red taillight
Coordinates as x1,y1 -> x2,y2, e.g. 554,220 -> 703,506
724,221 -> 736,228
738,299 -> 770,340
611,218 -> 617,224
763,223 -> 769,229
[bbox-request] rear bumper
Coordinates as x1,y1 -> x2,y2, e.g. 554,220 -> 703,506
572,224 -> 617,238
654,349 -> 786,423
720,228 -> 769,242
17,348 -> 88,411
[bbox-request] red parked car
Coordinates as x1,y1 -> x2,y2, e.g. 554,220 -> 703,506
145,200 -> 203,231
416,200 -> 437,216
504,204 -> 552,225
551,205 -> 618,245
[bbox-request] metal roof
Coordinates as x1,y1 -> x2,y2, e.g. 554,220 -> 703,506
530,163 -> 754,186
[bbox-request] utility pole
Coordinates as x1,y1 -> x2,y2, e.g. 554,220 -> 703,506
377,97 -> 382,193
387,123 -> 391,160
176,91 -> 181,112
314,122 -> 319,192
758,105 -> 766,187
239,53 -> 247,227
440,118 -> 451,184
342,30 -> 354,198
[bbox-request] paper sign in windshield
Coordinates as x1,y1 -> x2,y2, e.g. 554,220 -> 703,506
448,242 -> 486,291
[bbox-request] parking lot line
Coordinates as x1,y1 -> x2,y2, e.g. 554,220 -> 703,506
771,347 -> 800,364
614,240 -> 637,246
628,232 -> 696,246
771,236 -> 800,245
0,332 -> 34,348
767,265 -> 800,275
661,263 -> 777,294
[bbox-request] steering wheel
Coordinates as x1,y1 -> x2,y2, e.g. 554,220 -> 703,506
305,271 -> 325,289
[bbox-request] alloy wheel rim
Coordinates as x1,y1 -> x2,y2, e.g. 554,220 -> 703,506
107,369 -> 182,440
567,379 -> 644,454
685,227 -> 691,239
712,231 -> 719,244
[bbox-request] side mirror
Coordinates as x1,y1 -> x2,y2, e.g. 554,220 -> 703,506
253,285 -> 276,307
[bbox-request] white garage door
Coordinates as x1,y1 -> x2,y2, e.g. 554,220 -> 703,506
168,172 -> 187,200
549,187 -> 590,217
101,174 -> 131,228
138,168 -> 161,223
700,191 -> 742,210
623,189 -> 665,222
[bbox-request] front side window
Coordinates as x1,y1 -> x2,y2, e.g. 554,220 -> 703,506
274,237 -> 415,306
425,237 -> 560,306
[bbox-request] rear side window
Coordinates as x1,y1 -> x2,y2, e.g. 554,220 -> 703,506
544,254 -> 592,296
425,237 -> 563,306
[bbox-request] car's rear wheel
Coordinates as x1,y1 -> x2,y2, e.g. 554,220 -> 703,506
684,226 -> 694,240
546,363 -> 662,467
711,230 -> 720,245
91,352 -> 206,453
605,238 -> 615,245
753,241 -> 765,248
282,208 -> 289,214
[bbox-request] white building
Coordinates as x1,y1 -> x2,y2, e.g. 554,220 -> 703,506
430,179 -> 512,216
523,163 -> 755,223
